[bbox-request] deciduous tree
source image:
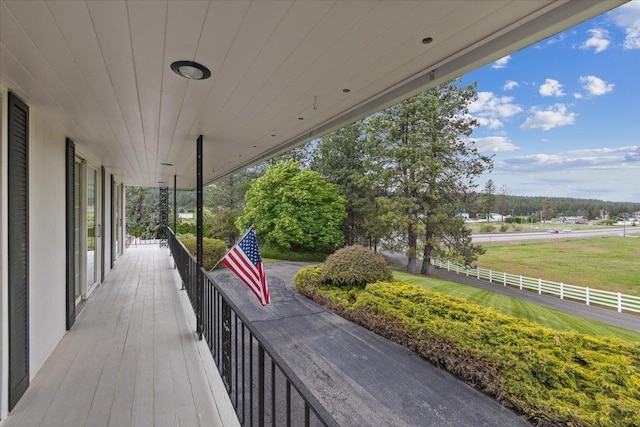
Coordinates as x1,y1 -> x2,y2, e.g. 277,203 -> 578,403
237,161 -> 346,252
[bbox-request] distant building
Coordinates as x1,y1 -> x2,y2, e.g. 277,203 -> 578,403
550,216 -> 588,224
178,212 -> 194,220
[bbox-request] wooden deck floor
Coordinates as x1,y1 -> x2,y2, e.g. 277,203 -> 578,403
2,246 -> 238,427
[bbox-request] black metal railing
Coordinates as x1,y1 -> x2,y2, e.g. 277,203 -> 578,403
168,229 -> 337,427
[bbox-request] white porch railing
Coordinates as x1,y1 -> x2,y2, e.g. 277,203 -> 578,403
431,259 -> 640,315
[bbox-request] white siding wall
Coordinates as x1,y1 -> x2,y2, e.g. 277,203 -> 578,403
28,109 -> 66,378
0,88 -> 118,420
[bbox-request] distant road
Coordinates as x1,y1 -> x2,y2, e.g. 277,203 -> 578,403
472,227 -> 640,243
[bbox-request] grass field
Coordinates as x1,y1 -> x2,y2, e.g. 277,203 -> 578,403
475,236 -> 640,295
392,270 -> 640,343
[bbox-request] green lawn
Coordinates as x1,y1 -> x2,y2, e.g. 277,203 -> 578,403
392,270 -> 640,343
475,236 -> 640,295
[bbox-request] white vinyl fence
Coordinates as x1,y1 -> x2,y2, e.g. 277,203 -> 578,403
431,259 -> 640,315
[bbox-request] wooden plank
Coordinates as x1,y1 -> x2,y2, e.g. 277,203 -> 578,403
2,246 -> 231,426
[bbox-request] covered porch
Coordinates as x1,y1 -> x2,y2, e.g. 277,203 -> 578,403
0,246 -> 237,427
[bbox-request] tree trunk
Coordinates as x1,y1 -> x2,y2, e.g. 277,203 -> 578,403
420,242 -> 432,275
407,223 -> 417,273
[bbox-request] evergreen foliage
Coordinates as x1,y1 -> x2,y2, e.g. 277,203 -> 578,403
179,237 -> 227,270
365,79 -> 491,274
294,268 -> 640,426
320,245 -> 392,288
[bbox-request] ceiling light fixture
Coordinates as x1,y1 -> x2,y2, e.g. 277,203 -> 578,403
170,60 -> 211,80
160,162 -> 173,166
342,88 -> 351,93
421,37 -> 433,44
298,117 -> 304,120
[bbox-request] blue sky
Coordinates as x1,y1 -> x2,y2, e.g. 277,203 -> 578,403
462,1 -> 640,202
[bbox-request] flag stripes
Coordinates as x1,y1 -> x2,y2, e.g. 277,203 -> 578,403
221,227 -> 270,305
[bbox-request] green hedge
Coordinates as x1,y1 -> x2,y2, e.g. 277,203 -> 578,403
180,237 -> 227,270
294,266 -> 640,426
259,244 -> 327,262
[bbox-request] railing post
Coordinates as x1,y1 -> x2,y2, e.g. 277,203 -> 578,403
503,272 -> 506,286
560,283 -> 564,300
489,270 -> 493,283
196,135 -> 204,340
159,187 -> 169,248
476,268 -> 480,280
456,264 -> 459,274
258,344 -> 265,427
465,268 -> 469,277
586,287 -> 590,306
617,292 -> 622,313
222,299 -> 232,391
538,278 -> 542,295
519,275 -> 523,290
447,261 -> 450,271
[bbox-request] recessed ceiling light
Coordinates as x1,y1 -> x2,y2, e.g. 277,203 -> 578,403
271,134 -> 276,137
252,145 -> 257,148
342,88 -> 351,93
160,162 -> 173,166
170,60 -> 211,80
298,117 -> 304,120
421,37 -> 433,45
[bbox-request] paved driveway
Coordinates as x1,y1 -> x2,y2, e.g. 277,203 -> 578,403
210,262 -> 530,427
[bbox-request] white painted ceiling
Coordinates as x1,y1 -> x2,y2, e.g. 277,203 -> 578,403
0,0 -> 625,189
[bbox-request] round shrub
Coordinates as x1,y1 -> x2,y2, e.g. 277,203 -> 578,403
320,245 -> 392,288
180,237 -> 227,270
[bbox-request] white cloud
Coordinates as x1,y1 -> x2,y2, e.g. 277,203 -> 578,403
492,55 -> 511,69
468,92 -> 523,129
546,34 -> 566,46
469,92 -> 522,117
539,79 -> 565,97
503,80 -> 519,91
611,0 -> 640,49
520,104 -> 577,131
573,93 -> 583,99
579,75 -> 614,96
469,136 -> 519,153
487,146 -> 640,201
580,28 -> 610,53
502,146 -> 640,171
475,117 -> 503,130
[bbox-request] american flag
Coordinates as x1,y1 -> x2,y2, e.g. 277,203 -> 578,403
221,227 -> 270,305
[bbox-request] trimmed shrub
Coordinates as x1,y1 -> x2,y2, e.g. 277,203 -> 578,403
480,224 -> 497,233
294,267 -> 640,427
320,245 -> 392,288
180,237 -> 227,270
260,245 -> 327,262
